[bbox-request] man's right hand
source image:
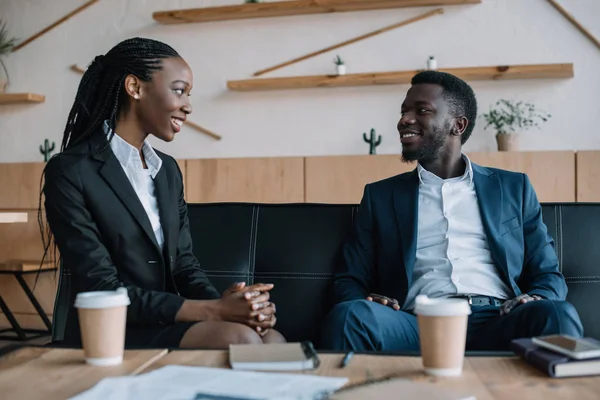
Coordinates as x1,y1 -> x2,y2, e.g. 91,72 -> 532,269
366,293 -> 400,310
215,282 -> 277,331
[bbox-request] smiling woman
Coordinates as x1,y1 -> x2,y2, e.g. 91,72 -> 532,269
40,37 -> 285,349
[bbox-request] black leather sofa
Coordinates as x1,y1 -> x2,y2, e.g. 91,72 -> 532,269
52,203 -> 600,347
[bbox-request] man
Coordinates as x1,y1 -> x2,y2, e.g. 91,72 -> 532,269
321,71 -> 583,352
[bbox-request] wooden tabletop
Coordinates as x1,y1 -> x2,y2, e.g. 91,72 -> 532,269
0,347 -> 599,400
0,347 -> 167,400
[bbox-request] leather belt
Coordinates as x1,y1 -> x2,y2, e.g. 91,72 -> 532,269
451,294 -> 503,307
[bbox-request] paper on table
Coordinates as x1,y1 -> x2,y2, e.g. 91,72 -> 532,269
69,365 -> 348,400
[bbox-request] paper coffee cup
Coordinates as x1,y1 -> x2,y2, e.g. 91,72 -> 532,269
74,287 -> 130,366
414,295 -> 471,377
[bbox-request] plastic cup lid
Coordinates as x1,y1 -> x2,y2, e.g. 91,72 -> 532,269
74,287 -> 130,309
414,295 -> 472,317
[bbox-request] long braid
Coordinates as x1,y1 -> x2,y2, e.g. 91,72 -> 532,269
36,37 -> 180,283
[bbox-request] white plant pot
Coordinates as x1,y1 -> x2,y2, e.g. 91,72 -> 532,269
427,58 -> 437,70
336,64 -> 346,76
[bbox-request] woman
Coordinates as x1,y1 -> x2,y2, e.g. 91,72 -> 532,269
42,37 -> 284,348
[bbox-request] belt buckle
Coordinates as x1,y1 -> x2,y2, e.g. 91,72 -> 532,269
465,294 -> 473,305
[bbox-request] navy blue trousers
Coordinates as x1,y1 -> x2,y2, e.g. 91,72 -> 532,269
321,299 -> 584,352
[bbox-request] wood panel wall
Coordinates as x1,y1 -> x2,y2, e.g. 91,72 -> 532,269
185,157 -> 305,203
304,155 -> 416,203
576,151 -> 600,202
0,163 -> 45,210
305,151 -> 576,203
467,151 -> 576,202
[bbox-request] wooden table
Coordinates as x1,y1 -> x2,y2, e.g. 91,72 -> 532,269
0,347 -> 598,400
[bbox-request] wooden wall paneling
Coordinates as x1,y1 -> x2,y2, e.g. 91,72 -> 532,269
304,155 -> 416,203
466,151 -> 576,202
186,158 -> 305,203
0,163 -> 46,210
0,211 -> 48,262
575,151 -> 600,202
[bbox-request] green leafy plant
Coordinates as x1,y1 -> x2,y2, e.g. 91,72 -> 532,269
333,55 -> 345,66
482,99 -> 551,136
0,20 -> 17,90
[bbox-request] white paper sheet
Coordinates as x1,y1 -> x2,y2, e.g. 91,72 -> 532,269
69,365 -> 348,400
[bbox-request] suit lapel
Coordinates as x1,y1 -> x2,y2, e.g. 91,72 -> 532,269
472,164 -> 509,280
153,165 -> 173,262
393,169 -> 419,287
93,138 -> 162,254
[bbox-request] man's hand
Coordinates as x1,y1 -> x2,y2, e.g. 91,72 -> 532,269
499,294 -> 542,316
222,282 -> 277,336
366,293 -> 400,311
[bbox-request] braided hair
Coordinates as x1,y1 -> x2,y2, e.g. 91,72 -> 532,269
61,37 -> 180,151
37,37 -> 181,282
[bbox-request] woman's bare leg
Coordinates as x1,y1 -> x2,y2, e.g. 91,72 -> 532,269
179,321 -> 262,349
261,329 -> 286,344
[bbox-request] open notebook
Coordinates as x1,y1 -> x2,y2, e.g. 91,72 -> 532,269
229,342 -> 320,371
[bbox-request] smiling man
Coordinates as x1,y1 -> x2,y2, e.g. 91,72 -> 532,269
321,70 -> 583,352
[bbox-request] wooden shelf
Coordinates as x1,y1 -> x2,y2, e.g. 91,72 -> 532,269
153,0 -> 481,24
227,63 -> 574,91
0,93 -> 46,104
0,212 -> 28,224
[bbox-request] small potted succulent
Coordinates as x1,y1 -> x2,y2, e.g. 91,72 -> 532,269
0,20 -> 17,93
482,99 -> 551,152
334,55 -> 346,76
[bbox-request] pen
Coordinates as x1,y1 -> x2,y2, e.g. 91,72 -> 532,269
340,351 -> 354,368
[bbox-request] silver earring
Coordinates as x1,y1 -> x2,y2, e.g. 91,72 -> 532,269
134,94 -> 140,99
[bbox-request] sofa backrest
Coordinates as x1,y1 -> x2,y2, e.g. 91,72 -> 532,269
52,203 -> 600,345
186,203 -> 600,346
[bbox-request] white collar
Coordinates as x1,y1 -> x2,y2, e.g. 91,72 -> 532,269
417,153 -> 473,185
103,120 -> 162,178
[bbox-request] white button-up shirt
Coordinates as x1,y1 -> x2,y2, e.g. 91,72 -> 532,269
403,154 -> 513,310
104,121 -> 164,250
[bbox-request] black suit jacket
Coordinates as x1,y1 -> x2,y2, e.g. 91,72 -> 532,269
44,134 -> 221,329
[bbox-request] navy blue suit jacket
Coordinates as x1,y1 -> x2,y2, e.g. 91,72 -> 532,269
333,163 -> 568,307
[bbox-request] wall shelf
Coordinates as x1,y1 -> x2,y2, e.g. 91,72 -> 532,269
152,0 -> 481,24
227,63 -> 574,91
0,93 -> 46,104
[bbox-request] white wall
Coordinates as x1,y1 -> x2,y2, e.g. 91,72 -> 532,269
0,0 -> 599,162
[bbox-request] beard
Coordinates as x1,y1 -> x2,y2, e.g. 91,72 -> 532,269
401,124 -> 449,163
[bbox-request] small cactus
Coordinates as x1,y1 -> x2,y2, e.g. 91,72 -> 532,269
39,139 -> 55,162
362,128 -> 382,155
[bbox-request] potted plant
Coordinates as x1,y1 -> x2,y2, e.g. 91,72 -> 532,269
482,99 -> 551,152
334,55 -> 346,76
0,20 -> 16,93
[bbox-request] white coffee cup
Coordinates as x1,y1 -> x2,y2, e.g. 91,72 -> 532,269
414,295 -> 471,377
74,287 -> 130,366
